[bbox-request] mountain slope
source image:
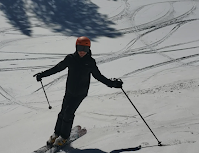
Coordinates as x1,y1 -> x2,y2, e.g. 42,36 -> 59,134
0,0 -> 199,153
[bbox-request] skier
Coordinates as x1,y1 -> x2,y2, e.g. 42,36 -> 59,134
34,36 -> 123,147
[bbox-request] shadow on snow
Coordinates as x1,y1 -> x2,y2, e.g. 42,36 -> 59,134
0,0 -> 122,40
63,145 -> 141,153
0,0 -> 32,36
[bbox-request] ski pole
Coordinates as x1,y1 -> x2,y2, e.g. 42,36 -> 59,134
40,80 -> 52,109
121,87 -> 162,146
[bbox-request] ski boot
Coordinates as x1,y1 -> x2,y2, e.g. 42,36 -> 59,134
47,133 -> 59,146
53,136 -> 68,147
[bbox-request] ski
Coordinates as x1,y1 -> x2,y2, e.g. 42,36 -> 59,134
33,125 -> 82,153
45,128 -> 87,153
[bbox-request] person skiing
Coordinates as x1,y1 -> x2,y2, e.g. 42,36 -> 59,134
34,36 -> 123,147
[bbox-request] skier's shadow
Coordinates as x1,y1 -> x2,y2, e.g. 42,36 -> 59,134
110,146 -> 141,153
63,146 -> 107,153
63,146 -> 141,153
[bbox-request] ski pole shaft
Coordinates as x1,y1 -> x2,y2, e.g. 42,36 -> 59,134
40,80 -> 52,109
121,87 -> 161,146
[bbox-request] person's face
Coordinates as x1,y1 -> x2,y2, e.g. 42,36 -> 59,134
78,51 -> 87,58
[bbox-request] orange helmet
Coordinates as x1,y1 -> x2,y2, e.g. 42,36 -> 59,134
76,36 -> 91,47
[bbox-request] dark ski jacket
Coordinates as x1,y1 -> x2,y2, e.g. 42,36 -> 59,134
41,50 -> 113,96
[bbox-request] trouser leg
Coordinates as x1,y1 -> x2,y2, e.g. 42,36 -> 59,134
54,93 -> 85,139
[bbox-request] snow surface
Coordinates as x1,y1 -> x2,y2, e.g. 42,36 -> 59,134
0,0 -> 199,152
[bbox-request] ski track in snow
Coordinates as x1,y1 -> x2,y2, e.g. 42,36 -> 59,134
0,85 -> 43,110
91,78 -> 199,100
41,36 -> 198,88
37,20 -> 198,88
0,0 -> 197,95
0,1 -> 198,109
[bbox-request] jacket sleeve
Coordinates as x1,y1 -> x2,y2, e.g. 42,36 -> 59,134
41,56 -> 69,77
91,60 -> 113,87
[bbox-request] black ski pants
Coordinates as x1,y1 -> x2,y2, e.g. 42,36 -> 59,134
54,92 -> 86,139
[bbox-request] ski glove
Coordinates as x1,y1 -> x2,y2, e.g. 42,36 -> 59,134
33,72 -> 43,82
110,78 -> 123,88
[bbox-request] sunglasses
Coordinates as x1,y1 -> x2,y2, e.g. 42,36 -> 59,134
76,45 -> 90,52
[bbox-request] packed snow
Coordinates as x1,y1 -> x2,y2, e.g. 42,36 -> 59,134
0,0 -> 199,153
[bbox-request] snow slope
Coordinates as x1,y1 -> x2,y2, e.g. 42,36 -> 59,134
0,0 -> 199,153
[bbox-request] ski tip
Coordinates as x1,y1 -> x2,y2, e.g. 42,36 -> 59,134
75,128 -> 87,138
75,125 -> 81,128
76,125 -> 81,129
82,128 -> 87,131
80,128 -> 87,134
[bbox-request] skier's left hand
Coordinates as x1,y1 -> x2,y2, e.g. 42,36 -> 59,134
111,78 -> 123,88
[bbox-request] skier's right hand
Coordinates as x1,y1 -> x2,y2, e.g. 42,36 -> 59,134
33,72 -> 43,82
